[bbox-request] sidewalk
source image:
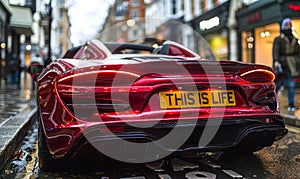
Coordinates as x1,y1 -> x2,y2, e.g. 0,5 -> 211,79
0,73 -> 37,172
277,88 -> 300,127
0,74 -> 300,171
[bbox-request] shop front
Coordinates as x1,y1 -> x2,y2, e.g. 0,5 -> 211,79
189,1 -> 230,60
0,1 -> 11,82
236,0 -> 300,68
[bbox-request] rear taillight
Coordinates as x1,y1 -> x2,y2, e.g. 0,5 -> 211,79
56,70 -> 139,120
240,69 -> 275,83
261,118 -> 274,123
58,70 -> 140,86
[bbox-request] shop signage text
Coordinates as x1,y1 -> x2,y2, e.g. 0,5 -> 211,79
288,4 -> 300,11
199,16 -> 220,31
246,12 -> 261,24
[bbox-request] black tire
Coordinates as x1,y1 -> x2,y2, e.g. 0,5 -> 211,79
37,107 -> 104,171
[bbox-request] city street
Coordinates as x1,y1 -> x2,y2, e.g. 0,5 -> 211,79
1,124 -> 300,179
1,0 -> 300,179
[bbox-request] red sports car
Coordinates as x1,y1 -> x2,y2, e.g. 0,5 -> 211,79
29,39 -> 287,171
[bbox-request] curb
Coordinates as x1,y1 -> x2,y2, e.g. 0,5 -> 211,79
0,101 -> 37,172
282,113 -> 300,128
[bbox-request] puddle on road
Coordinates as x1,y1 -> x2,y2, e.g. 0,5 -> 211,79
1,127 -> 39,179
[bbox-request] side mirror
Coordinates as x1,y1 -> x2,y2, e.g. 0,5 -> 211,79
27,63 -> 44,81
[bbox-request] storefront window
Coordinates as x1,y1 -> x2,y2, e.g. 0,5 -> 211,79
237,0 -> 300,67
242,31 -> 254,64
206,30 -> 228,60
291,19 -> 300,44
255,23 -> 279,67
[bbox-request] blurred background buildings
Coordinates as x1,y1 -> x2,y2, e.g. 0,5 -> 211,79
0,0 -> 71,84
99,0 -> 300,67
0,0 -> 300,84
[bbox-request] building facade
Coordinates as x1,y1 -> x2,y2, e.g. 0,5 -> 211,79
1,0 -> 71,84
236,0 -> 300,67
145,0 -> 300,65
100,0 -> 300,70
189,1 -> 230,60
0,0 -> 12,82
145,0 -> 185,43
50,0 -> 71,58
40,0 -> 71,63
98,0 -> 146,43
145,0 -> 230,59
6,0 -> 34,84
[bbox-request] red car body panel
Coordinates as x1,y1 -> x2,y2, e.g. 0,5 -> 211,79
35,40 -> 287,159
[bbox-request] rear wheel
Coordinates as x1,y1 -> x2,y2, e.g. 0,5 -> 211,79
38,114 -> 68,171
37,111 -> 104,171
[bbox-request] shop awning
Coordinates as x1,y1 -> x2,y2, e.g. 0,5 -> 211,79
10,5 -> 33,35
0,0 -> 13,14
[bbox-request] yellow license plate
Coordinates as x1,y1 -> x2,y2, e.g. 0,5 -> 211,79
159,90 -> 236,109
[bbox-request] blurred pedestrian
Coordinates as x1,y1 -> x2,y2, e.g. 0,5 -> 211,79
7,57 -> 20,85
272,18 -> 300,111
30,54 -> 44,90
17,57 -> 24,88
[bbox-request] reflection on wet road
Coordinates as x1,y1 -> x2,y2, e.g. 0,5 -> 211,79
1,125 -> 300,179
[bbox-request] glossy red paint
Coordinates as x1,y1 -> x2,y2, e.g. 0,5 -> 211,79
33,40 -> 287,166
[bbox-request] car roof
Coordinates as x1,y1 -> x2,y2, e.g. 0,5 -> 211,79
63,42 -> 155,59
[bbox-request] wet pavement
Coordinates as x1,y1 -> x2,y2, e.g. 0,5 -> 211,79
1,124 -> 300,179
0,73 -> 37,172
277,88 -> 300,126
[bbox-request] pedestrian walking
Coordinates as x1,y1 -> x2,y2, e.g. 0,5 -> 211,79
29,54 -> 44,90
272,18 -> 300,111
7,57 -> 20,85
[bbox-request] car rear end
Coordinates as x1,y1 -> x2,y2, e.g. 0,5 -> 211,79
45,57 -> 287,162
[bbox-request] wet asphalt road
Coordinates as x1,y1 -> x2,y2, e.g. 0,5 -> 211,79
1,125 -> 300,179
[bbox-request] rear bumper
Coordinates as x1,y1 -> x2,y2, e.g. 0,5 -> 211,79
62,117 -> 287,160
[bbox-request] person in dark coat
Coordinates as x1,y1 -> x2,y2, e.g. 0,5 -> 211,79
7,58 -> 20,84
272,18 -> 300,111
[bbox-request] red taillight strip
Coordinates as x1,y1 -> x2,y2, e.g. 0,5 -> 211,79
58,70 -> 140,83
240,69 -> 275,82
54,81 -> 79,121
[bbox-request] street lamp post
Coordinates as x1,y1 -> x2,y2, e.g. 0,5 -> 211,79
46,0 -> 52,66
